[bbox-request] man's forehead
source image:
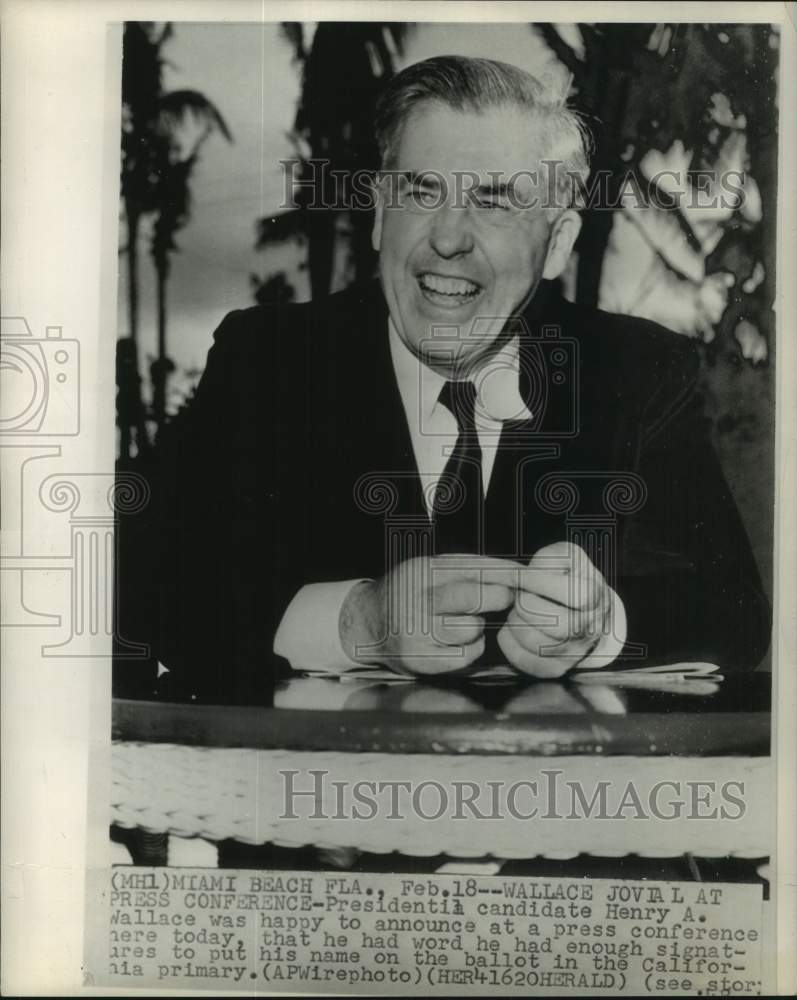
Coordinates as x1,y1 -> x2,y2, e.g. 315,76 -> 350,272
393,101 -> 549,177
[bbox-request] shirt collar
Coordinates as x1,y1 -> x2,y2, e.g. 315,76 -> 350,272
388,318 -> 532,425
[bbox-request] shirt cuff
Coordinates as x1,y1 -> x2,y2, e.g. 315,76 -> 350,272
273,579 -> 370,672
577,586 -> 627,669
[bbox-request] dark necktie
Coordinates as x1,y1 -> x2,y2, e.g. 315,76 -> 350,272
433,380 -> 485,554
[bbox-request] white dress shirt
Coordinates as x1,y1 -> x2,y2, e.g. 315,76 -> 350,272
273,320 -> 626,672
388,319 -> 533,510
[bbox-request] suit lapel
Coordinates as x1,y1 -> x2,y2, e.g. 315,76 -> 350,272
484,284 -> 623,560
320,284 -> 429,579
346,282 -> 428,520
482,286 -> 564,558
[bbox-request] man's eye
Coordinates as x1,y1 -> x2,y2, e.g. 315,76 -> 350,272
473,195 -> 510,210
412,184 -> 440,205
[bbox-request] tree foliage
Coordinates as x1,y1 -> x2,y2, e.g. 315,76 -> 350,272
253,23 -> 410,301
119,22 -> 232,455
537,22 -> 778,362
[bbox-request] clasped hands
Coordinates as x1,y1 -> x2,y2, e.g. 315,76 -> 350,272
340,542 -> 616,678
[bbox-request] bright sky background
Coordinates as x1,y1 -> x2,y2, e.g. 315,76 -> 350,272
117,20 -> 561,402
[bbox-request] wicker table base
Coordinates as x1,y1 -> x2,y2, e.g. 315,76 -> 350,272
112,743 -> 770,859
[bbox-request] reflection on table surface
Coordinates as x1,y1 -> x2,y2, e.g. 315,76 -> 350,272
274,665 -> 770,717
112,664 -> 770,756
275,675 -> 629,715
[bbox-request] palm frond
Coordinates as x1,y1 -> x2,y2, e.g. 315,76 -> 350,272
157,89 -> 233,142
280,22 -> 305,60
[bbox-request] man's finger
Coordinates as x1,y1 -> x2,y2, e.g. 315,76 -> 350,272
430,554 -> 527,589
405,635 -> 485,674
434,582 -> 514,614
511,590 -> 602,639
432,614 -> 485,646
518,562 -> 604,609
521,542 -> 603,605
502,609 -> 598,662
429,552 -> 603,609
497,624 -> 572,679
399,634 -> 486,676
528,540 -> 595,573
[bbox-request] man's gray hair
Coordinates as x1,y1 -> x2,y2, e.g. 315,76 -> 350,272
374,54 -> 592,213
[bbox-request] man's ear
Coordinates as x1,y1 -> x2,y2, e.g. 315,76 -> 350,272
542,209 -> 581,280
371,175 -> 384,252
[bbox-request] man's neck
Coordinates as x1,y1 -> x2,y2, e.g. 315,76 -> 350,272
419,330 -> 518,382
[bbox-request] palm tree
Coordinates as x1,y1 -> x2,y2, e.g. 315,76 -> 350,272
119,22 -> 164,457
148,104 -> 232,430
120,22 -> 231,450
534,22 -> 777,356
254,22 -> 409,301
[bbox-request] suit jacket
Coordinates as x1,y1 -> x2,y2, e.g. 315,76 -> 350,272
123,279 -> 770,704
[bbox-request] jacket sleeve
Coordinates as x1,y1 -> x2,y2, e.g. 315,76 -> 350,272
153,307 -> 297,704
616,339 -> 771,671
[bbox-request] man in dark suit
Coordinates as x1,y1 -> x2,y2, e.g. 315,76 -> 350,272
148,56 -> 770,705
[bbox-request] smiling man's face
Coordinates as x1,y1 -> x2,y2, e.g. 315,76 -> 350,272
373,101 -> 579,376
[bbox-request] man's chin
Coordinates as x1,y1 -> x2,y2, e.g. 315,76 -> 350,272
415,337 -> 495,375
410,311 -> 488,351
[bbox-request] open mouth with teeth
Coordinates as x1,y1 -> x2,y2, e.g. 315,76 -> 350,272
417,272 -> 482,306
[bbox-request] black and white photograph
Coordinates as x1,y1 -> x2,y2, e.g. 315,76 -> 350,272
2,3 -> 794,996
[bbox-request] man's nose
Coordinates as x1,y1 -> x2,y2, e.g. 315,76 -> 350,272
428,202 -> 474,258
